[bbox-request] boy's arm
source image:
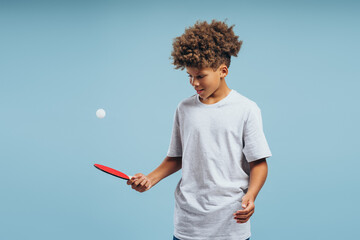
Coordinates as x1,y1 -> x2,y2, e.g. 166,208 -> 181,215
247,158 -> 268,200
233,158 -> 268,223
127,156 -> 181,192
147,156 -> 182,187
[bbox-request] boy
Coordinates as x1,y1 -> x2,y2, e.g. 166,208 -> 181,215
127,19 -> 272,240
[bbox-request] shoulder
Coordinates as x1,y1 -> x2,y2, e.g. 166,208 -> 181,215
231,90 -> 260,112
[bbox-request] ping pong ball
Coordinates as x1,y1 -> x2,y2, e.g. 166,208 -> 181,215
96,108 -> 106,119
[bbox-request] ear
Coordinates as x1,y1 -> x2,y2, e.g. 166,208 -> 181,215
219,64 -> 228,79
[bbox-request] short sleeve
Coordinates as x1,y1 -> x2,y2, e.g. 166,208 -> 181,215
167,106 -> 182,157
242,104 -> 272,162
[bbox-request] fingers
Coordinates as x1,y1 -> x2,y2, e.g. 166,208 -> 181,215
233,208 -> 254,223
233,202 -> 255,223
126,173 -> 142,185
127,173 -> 152,193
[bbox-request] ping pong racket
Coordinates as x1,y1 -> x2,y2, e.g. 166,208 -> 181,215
94,164 -> 133,180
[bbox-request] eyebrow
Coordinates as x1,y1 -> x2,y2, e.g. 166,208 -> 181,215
186,72 -> 204,75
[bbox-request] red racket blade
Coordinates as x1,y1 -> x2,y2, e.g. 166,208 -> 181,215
94,164 -> 132,180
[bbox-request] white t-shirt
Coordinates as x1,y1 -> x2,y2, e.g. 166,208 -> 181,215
167,89 -> 272,240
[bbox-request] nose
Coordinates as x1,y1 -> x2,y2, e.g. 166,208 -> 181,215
189,77 -> 199,86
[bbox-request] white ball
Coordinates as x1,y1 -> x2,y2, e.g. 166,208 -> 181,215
96,108 -> 106,119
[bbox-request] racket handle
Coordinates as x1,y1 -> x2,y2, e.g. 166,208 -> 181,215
128,176 -> 133,180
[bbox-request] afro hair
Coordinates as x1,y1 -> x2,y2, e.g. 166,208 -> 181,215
170,19 -> 243,71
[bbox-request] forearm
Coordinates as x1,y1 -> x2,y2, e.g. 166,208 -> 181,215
147,156 -> 182,187
247,158 -> 268,200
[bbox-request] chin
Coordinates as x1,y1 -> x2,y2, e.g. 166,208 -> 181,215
199,93 -> 207,99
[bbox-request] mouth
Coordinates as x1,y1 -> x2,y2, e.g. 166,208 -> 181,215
196,89 -> 204,94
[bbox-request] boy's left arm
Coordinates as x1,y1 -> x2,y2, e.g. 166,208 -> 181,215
233,158 -> 268,223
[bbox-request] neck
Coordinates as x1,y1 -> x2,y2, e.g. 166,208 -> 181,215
200,80 -> 231,104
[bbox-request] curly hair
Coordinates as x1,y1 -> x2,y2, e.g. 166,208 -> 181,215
170,19 -> 243,71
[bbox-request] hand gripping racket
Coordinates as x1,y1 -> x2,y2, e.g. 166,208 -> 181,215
94,164 -> 133,180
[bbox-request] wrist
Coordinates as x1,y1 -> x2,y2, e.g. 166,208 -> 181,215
147,172 -> 160,186
246,191 -> 257,201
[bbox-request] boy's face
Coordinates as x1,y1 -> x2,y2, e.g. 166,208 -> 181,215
186,64 -> 229,101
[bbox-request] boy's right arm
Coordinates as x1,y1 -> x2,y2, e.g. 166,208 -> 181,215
127,156 -> 182,192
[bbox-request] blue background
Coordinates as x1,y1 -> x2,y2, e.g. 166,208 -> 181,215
1,0 -> 359,239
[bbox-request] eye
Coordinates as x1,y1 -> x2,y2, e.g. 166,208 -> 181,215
188,75 -> 204,79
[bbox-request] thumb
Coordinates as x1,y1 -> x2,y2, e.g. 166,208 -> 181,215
127,175 -> 137,185
241,197 -> 248,209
